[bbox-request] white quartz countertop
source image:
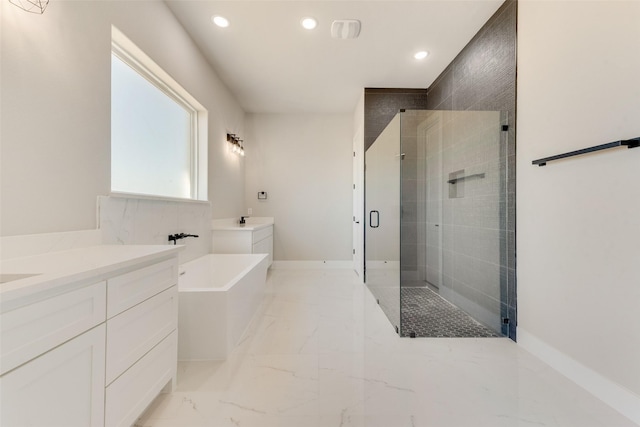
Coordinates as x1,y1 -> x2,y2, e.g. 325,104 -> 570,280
211,217 -> 274,231
0,245 -> 183,309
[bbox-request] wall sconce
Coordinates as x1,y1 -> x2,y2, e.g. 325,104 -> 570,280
9,0 -> 49,14
227,133 -> 245,156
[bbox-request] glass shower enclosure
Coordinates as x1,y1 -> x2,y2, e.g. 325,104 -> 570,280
365,109 -> 513,338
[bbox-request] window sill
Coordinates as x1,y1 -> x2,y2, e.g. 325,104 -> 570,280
108,191 -> 210,205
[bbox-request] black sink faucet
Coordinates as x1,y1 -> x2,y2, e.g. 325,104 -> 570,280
168,233 -> 199,245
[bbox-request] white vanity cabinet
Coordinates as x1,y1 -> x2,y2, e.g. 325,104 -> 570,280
212,222 -> 273,266
0,281 -> 107,427
0,246 -> 181,427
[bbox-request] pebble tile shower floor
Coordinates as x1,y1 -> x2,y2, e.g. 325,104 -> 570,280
400,287 -> 499,338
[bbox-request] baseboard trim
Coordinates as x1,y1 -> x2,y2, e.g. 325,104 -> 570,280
518,328 -> 640,425
271,260 -> 353,270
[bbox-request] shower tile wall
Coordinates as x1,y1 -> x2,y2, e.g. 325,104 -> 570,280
426,0 -> 517,340
441,111 -> 503,333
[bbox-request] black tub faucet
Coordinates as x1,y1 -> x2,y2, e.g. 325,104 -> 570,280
168,233 -> 200,245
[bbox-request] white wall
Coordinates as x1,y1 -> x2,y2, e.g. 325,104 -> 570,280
244,114 -> 353,261
1,0 -> 245,237
517,0 -> 640,409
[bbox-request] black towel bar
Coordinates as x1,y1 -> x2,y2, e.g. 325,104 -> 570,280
532,137 -> 639,167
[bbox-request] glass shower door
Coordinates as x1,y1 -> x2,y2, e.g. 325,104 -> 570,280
365,114 -> 401,332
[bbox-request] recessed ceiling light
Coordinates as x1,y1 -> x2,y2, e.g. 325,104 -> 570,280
414,51 -> 429,60
212,15 -> 229,28
301,17 -> 317,30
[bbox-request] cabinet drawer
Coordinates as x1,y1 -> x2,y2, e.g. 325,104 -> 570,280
107,258 -> 177,318
0,281 -> 106,375
252,226 -> 273,244
106,286 -> 177,384
105,331 -> 177,427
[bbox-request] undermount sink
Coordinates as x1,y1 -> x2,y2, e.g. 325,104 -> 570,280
0,273 -> 42,284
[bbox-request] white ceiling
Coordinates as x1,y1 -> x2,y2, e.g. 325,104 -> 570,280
165,0 -> 505,114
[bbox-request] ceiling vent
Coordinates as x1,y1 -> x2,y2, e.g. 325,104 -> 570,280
331,20 -> 361,39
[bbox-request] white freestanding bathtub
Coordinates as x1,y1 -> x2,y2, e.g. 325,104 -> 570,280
177,253 -> 269,361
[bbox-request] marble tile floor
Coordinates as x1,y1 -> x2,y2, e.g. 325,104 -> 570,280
136,269 -> 635,427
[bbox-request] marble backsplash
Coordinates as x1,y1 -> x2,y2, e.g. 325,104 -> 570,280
98,195 -> 211,263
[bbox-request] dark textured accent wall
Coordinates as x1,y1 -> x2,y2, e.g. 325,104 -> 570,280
427,0 -> 517,341
364,88 -> 428,151
427,1 -> 516,115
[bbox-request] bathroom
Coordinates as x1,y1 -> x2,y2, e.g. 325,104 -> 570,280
2,0 -> 639,426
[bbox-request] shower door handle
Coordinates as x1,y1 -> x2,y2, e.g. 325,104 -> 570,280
369,210 -> 380,228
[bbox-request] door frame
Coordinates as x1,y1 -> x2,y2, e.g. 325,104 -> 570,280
353,130 -> 364,279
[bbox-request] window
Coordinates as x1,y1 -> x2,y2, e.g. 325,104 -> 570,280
111,27 -> 207,200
